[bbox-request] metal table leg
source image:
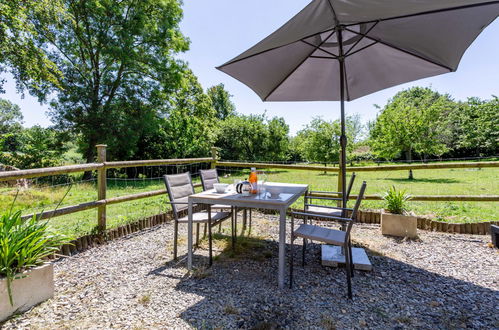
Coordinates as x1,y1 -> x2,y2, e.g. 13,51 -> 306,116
187,200 -> 193,270
278,207 -> 286,288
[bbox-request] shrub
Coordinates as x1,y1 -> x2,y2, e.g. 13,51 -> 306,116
382,186 -> 411,215
0,210 -> 69,306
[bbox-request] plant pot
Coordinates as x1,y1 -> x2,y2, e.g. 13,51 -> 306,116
381,212 -> 417,238
0,263 -> 54,322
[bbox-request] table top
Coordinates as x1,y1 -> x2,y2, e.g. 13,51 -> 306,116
189,182 -> 308,210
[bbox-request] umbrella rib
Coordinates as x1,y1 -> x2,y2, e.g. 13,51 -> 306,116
216,28 -> 337,69
326,0 -> 340,25
344,21 -> 379,56
343,1 -> 499,28
301,39 -> 339,59
346,41 -> 378,58
263,30 -> 337,101
344,27 -> 453,72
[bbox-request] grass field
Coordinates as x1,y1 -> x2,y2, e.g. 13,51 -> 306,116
0,166 -> 497,237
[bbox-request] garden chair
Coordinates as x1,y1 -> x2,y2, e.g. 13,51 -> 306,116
289,181 -> 367,299
164,172 -> 232,266
304,172 -> 356,218
199,168 -> 252,235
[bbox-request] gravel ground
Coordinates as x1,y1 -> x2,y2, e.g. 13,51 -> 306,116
2,213 -> 498,329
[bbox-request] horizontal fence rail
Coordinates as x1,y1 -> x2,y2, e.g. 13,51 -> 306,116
215,161 -> 499,172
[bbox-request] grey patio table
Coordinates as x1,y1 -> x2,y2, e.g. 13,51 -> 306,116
187,182 -> 308,288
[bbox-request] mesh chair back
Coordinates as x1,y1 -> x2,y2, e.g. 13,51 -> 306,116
200,169 -> 219,190
164,172 -> 195,216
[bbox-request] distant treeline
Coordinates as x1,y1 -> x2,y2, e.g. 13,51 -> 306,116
0,2 -> 496,169
0,86 -> 497,169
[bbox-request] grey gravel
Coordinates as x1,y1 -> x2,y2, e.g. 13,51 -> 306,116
2,213 -> 498,329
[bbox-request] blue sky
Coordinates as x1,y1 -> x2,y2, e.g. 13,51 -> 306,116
3,0 -> 498,135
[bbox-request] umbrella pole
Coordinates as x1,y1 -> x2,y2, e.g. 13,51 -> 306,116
338,28 -> 348,214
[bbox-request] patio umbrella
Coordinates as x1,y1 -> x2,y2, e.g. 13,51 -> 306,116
217,0 -> 499,208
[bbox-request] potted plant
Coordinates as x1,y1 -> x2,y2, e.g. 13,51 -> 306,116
380,186 -> 417,238
1,210 -> 69,321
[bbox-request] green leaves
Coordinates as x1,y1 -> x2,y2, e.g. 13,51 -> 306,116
0,211 -> 69,306
369,87 -> 456,160
382,186 -> 412,215
215,113 -> 290,162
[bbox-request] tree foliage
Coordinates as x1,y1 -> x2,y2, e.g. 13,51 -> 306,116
215,113 -> 289,161
293,116 -> 360,164
207,84 -> 235,120
369,87 -> 457,160
136,70 -> 217,160
0,0 -> 64,92
29,0 -> 189,163
451,97 -> 499,156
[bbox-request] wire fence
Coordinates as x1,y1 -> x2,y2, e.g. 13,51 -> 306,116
0,149 -> 497,237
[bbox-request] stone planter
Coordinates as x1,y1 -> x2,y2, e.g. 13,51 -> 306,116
381,212 -> 417,238
0,263 -> 54,322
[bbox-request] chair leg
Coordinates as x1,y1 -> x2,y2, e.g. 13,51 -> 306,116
231,207 -> 235,251
289,214 -> 295,289
234,209 -> 238,242
208,206 -> 213,267
349,239 -> 354,278
173,220 -> 178,260
345,243 -> 353,299
248,208 -> 252,236
302,238 -> 306,267
196,223 -> 200,247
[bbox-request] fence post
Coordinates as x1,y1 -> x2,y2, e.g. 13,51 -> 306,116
96,144 -> 107,231
211,147 -> 218,169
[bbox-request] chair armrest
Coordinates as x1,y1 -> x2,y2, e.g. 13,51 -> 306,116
308,190 -> 343,195
291,211 -> 352,223
305,204 -> 354,212
307,196 -> 344,201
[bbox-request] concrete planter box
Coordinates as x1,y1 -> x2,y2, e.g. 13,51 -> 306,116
0,263 -> 54,322
381,212 -> 417,238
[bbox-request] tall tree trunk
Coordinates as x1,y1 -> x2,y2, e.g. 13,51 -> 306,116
405,148 -> 413,162
82,139 -> 96,180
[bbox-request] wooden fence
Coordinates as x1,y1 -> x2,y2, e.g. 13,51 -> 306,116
0,145 -> 498,242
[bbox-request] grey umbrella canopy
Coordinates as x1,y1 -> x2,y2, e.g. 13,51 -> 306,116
217,0 -> 499,207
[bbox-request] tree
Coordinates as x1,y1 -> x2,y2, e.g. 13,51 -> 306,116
452,96 -> 499,156
207,84 -> 236,120
296,118 -> 341,165
0,99 -> 24,152
215,114 -> 290,161
0,0 -> 64,92
29,0 -> 189,165
369,87 -> 456,160
136,70 -> 217,160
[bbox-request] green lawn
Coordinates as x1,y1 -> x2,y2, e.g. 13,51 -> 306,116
0,166 -> 497,237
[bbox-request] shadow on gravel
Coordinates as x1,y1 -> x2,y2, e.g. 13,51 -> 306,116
154,236 -> 499,329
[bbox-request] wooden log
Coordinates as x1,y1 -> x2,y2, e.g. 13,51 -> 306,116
97,145 -> 107,231
0,163 -> 103,182
465,223 -> 472,235
471,223 -> 478,235
483,222 -> 490,234
75,238 -> 83,251
81,236 -> 88,250
215,160 -> 499,173
62,244 -> 71,256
